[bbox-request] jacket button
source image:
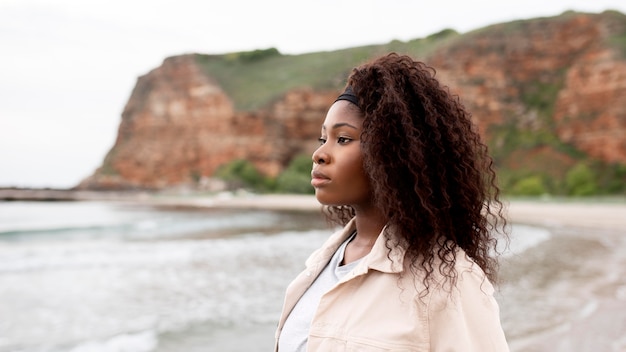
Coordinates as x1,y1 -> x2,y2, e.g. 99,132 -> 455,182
306,271 -> 312,277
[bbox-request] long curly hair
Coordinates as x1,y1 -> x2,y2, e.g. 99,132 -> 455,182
324,53 -> 507,286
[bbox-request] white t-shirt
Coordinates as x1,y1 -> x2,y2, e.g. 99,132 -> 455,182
278,232 -> 360,352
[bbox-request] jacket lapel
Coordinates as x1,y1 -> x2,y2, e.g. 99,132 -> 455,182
277,219 -> 357,330
336,224 -> 406,285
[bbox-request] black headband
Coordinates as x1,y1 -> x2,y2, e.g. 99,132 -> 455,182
334,86 -> 359,107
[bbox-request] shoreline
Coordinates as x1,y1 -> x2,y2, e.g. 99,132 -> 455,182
502,198 -> 626,232
2,188 -> 625,231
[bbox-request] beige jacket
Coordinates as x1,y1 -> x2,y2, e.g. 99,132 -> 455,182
275,218 -> 510,351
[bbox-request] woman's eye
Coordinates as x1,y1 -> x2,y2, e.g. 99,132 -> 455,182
337,137 -> 352,144
318,137 -> 327,145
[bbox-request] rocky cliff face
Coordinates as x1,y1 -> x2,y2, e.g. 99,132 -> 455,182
80,11 -> 626,191
428,12 -> 626,174
80,55 -> 335,189
555,44 -> 626,163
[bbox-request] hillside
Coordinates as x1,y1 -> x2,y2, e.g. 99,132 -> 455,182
78,10 -> 626,195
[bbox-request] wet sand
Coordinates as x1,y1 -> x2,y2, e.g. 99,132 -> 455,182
496,199 -> 626,352
503,199 -> 626,232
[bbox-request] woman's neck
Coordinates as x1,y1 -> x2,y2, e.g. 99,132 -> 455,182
353,203 -> 386,238
341,206 -> 386,264
353,212 -> 386,242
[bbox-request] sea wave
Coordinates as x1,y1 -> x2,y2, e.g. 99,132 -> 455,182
68,330 -> 158,352
505,224 -> 552,256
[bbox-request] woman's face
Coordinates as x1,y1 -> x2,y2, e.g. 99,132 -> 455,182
311,100 -> 372,208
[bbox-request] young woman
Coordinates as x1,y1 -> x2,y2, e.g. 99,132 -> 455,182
275,53 -> 510,351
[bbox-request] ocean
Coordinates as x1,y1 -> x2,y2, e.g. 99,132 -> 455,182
0,200 -> 624,352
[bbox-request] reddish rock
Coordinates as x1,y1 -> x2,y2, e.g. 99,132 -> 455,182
79,55 -> 335,189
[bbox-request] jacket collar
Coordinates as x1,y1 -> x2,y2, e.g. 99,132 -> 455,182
360,223 -> 406,274
310,218 -> 406,276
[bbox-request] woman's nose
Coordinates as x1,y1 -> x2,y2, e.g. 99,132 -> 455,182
312,146 -> 328,165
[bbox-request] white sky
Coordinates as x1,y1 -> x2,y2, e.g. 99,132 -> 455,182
2,0 -> 625,188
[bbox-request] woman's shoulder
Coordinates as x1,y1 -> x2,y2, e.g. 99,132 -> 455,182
454,249 -> 491,286
424,248 -> 495,302
402,247 -> 492,298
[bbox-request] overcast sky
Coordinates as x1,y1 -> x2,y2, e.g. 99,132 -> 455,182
2,0 -> 625,189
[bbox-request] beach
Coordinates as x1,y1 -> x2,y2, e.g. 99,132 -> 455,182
0,191 -> 625,351
163,193 -> 626,351
493,199 -> 626,351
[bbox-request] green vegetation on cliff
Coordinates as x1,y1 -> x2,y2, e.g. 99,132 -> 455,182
215,154 -> 314,194
194,28 -> 459,111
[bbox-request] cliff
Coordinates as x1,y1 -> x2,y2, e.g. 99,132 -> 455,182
80,55 -> 336,189
428,12 -> 626,174
79,10 -> 626,193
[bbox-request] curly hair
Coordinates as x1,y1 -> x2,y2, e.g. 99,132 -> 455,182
324,53 -> 507,286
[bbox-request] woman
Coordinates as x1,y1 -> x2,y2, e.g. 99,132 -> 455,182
275,53 -> 509,351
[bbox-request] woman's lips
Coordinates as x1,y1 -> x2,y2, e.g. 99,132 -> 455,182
311,170 -> 330,187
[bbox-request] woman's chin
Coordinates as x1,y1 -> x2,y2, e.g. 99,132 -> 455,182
314,193 -> 333,205
314,194 -> 345,207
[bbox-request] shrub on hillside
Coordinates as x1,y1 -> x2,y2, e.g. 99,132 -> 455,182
214,159 -> 272,191
237,48 -> 281,62
510,176 -> 547,196
275,154 -> 314,194
565,163 -> 597,196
